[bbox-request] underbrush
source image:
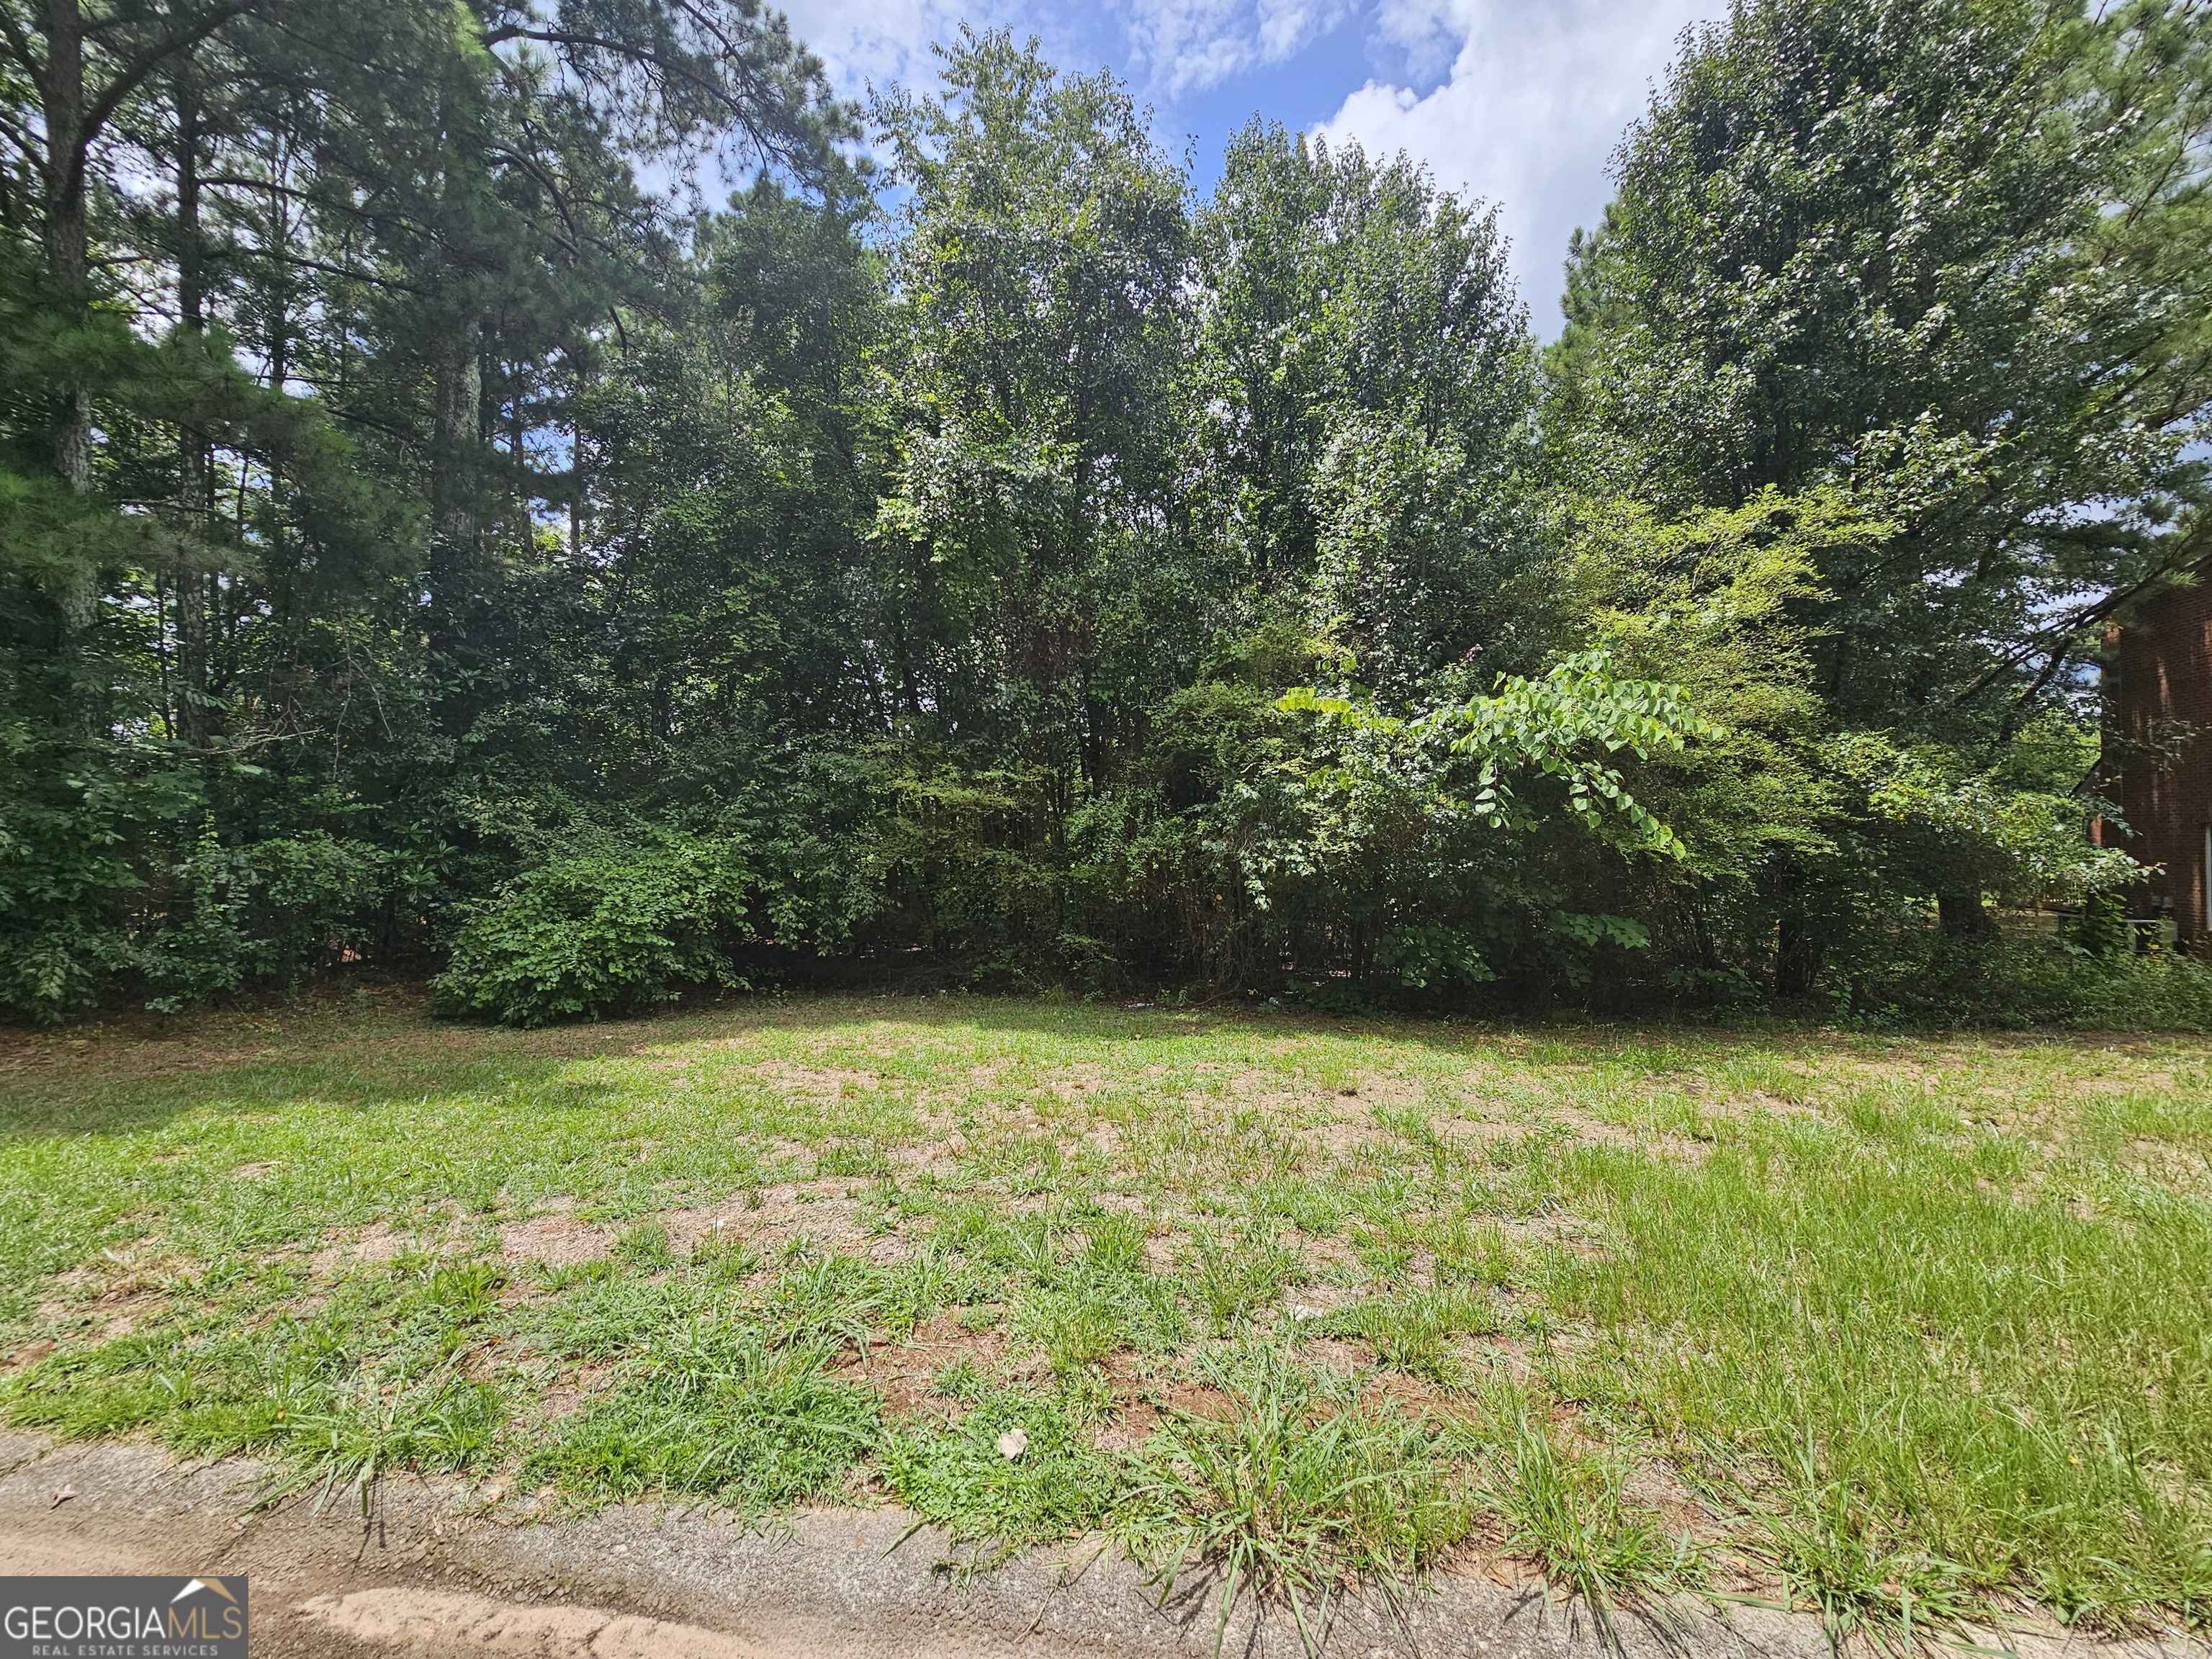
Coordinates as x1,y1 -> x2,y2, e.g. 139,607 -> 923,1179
1854,939 -> 2212,1032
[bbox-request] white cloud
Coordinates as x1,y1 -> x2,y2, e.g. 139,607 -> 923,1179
779,0 -> 975,99
781,0 -> 1350,109
1313,0 -> 1720,327
1124,0 -> 1357,96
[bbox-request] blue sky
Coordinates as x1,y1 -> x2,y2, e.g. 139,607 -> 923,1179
778,0 -> 1727,332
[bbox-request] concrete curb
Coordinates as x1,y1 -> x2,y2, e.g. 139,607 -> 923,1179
0,1434 -> 2199,1658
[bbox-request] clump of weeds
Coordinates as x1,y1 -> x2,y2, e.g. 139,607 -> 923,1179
1120,1344 -> 1474,1655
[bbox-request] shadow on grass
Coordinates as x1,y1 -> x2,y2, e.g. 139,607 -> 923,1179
0,984 -> 2169,1141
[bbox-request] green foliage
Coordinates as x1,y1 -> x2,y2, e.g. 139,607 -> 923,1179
1857,937 -> 2212,1031
431,837 -> 752,1025
1834,734 -> 2137,909
1,0 -> 2204,1030
1182,124 -> 1543,698
1542,0 -> 2206,1000
1281,647 -> 1716,855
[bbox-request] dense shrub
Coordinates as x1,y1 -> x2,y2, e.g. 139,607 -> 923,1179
431,837 -> 756,1026
1,788 -> 408,1020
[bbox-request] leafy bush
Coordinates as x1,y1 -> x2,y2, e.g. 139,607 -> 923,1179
431,835 -> 754,1025
0,742 -> 174,1020
0,764 -> 405,1019
0,913 -> 146,1023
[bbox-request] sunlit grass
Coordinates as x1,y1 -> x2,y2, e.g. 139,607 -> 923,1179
1120,1344 -> 1475,1652
0,992 -> 2206,1642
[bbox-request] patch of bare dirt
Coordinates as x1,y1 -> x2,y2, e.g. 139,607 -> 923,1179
1087,1358 -> 1166,1453
2126,1137 -> 2212,1190
35,1293 -> 168,1346
1292,1335 -> 1374,1374
1619,1456 -> 1715,1539
531,1367 -> 613,1426
1278,1281 -> 1352,1320
1148,1376 -> 1235,1424
848,1313 -> 1013,1416
1043,1068 -> 1110,1102
1292,1234 -> 1361,1280
656,1186 -> 897,1263
732,1059 -> 883,1097
1303,1113 -> 1380,1157
311,1206 -> 480,1276
498,1205 -> 611,1269
1547,1109 -> 1716,1164
31,1245 -> 200,1344
49,1242 -> 189,1300
295,1587 -> 776,1658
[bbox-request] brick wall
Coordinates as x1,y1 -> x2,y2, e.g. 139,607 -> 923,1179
2108,575 -> 2212,940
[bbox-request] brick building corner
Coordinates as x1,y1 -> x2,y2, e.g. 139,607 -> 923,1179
2104,571 -> 2212,944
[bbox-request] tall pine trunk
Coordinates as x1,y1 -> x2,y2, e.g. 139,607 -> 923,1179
40,0 -> 91,495
172,73 -> 215,752
428,315 -> 490,735
36,0 -> 102,711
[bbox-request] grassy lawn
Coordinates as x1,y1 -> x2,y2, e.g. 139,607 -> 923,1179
1,992 -> 2207,1644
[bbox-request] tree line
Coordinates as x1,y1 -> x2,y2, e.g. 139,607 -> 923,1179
2,0 -> 2208,1022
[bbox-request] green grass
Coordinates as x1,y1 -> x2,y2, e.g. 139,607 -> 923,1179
528,1326 -> 877,1507
1550,1107 -> 2212,1629
884,1372 -> 1125,1561
1329,1284 -> 1503,1384
1476,1389 -> 1692,1642
1120,1344 -> 1474,1652
0,991 -> 2208,1644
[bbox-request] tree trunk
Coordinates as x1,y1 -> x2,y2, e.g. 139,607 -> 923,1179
1774,912 -> 1822,998
176,83 -> 205,333
431,318 -> 482,560
41,0 -> 91,500
1937,891 -> 1996,938
569,421 -> 584,558
173,74 -> 214,751
428,315 -> 491,736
